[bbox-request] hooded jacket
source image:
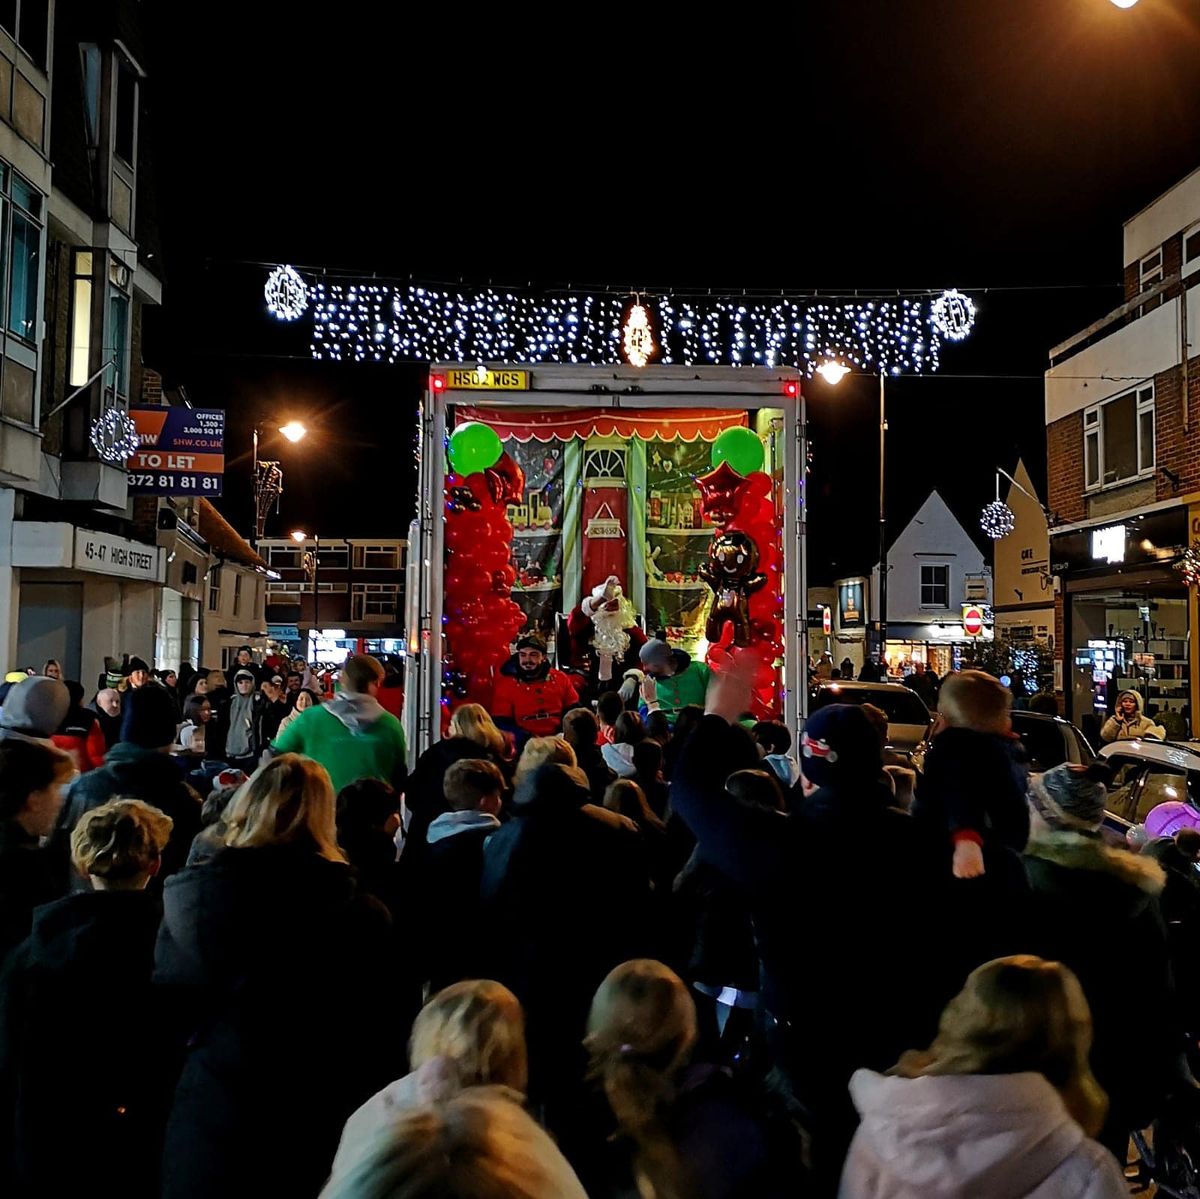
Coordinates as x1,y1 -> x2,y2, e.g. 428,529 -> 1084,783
1023,829 -> 1174,1133
840,1070 -> 1127,1198
0,677 -> 69,744
271,691 -> 408,794
405,736 -> 508,846
490,655 -> 579,738
1100,689 -> 1166,743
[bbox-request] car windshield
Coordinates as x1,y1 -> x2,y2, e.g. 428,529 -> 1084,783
812,685 -> 929,725
1011,714 -> 1070,772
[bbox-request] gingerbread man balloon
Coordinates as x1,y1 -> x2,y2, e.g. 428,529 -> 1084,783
700,530 -> 767,647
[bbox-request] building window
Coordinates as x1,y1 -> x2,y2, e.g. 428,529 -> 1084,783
115,61 -> 136,165
108,287 -> 129,398
919,564 -> 949,609
1184,222 -> 1200,280
80,44 -> 100,146
352,544 -> 400,569
316,546 -> 348,569
2,0 -> 47,69
268,546 -> 301,568
6,174 -> 39,342
208,565 -> 222,613
68,250 -> 92,387
1083,384 -> 1155,491
233,571 -> 243,617
1139,249 -> 1163,292
352,583 -> 399,621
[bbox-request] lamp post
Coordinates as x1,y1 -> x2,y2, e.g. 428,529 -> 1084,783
252,421 -> 308,546
292,529 -> 319,660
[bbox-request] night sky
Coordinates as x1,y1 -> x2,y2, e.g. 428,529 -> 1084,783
142,1 -> 1200,582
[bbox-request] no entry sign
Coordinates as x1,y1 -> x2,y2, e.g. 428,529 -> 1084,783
962,605 -> 985,637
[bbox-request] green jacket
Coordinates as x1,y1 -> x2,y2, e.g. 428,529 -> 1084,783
651,660 -> 711,719
272,695 -> 407,794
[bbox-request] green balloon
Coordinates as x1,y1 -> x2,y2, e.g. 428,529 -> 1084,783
711,426 -> 764,476
448,421 -> 503,476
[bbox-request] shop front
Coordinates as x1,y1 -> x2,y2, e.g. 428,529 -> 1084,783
884,611 -> 993,680
1051,505 -> 1192,746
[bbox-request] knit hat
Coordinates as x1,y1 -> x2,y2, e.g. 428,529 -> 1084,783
799,704 -> 883,788
0,677 -> 70,740
639,638 -> 673,674
1029,763 -> 1108,831
103,657 -> 124,688
125,656 -> 151,676
515,632 -> 547,654
119,683 -> 179,748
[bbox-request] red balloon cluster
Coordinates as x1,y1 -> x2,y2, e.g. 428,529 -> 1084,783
696,465 -> 784,719
443,454 -> 526,713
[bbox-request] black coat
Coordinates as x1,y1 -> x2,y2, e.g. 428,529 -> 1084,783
1023,830 -> 1176,1134
0,821 -> 63,966
54,743 -> 202,892
0,890 -> 168,1197
406,737 -> 507,844
153,845 -> 402,1199
421,817 -> 497,991
573,739 -> 617,804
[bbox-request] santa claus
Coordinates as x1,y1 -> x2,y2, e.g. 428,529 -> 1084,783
566,575 -> 647,697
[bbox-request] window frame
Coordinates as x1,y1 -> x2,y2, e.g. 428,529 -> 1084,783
352,582 -> 400,621
919,563 -> 950,611
232,571 -> 243,617
352,544 -> 400,570
1083,383 -> 1155,493
1184,221 -> 1200,280
207,565 -> 222,613
1139,249 -> 1164,291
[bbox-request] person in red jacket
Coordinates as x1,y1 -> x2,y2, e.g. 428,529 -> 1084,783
51,681 -> 107,772
490,633 -> 578,744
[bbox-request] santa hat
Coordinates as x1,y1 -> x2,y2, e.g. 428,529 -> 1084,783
582,575 -> 622,617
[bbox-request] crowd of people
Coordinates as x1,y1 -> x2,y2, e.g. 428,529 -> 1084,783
0,631 -> 1196,1197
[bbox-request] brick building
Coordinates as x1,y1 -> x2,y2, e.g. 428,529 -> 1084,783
1045,165 -> 1200,743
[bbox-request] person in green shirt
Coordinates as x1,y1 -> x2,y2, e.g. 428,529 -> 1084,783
270,654 -> 407,795
638,638 -> 711,724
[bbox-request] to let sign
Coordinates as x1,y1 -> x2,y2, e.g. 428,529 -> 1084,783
126,406 -> 225,495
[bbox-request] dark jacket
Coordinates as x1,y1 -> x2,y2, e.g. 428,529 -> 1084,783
55,743 -> 202,891
572,738 -> 617,804
406,736 -> 507,845
0,890 -> 168,1197
209,690 -> 269,762
1023,830 -> 1175,1135
154,844 -> 401,1199
0,821 -> 63,965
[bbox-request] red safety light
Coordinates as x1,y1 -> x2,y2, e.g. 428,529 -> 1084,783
430,374 -> 446,392
783,380 -> 799,398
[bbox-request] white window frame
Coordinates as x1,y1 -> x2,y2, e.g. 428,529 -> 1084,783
1083,383 -> 1155,493
352,582 -> 400,621
207,565 -> 222,613
919,563 -> 950,611
1140,249 -> 1164,291
352,543 -> 400,569
1184,221 -> 1200,280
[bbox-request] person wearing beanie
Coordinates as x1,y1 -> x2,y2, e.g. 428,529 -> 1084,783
490,632 -> 579,744
53,684 -> 201,892
0,677 -> 70,746
637,637 -> 709,725
124,657 -> 152,689
669,662 -> 944,1192
1023,760 -> 1176,1158
223,645 -> 261,691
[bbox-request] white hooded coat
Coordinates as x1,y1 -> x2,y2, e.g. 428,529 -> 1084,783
1100,689 -> 1166,743
839,1069 -> 1126,1199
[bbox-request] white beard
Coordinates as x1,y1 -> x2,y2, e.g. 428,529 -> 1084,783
591,600 -> 635,679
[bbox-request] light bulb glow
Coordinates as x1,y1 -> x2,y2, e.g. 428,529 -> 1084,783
1109,0 -> 1139,7
622,303 -> 655,368
278,421 -> 308,443
290,529 -> 308,543
816,360 -> 850,385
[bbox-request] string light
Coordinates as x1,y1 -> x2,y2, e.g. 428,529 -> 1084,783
265,265 -> 309,321
931,288 -> 976,341
622,302 -> 655,367
296,276 -> 972,373
1176,543 -> 1200,588
89,407 -> 140,464
980,500 -> 1015,540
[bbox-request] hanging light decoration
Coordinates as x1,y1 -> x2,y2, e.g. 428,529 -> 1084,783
980,472 -> 1015,540
89,407 -> 140,465
1176,542 -> 1200,588
265,265 -> 309,321
622,299 -> 655,368
931,288 -> 976,341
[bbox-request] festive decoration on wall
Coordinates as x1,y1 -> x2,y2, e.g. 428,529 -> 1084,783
980,500 -> 1016,540
711,426 -> 765,477
1176,542 -> 1200,589
622,301 -> 655,367
264,265 -> 309,321
90,407 -> 140,464
294,274 -> 975,374
930,288 -> 976,342
447,421 -> 503,477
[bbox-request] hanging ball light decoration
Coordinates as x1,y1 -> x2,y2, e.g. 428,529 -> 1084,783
1176,543 -> 1200,588
980,499 -> 1016,540
931,289 -> 976,342
265,265 -> 309,321
622,301 -> 655,368
89,407 -> 140,464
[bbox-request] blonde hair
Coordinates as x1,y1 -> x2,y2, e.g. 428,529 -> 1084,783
223,754 -> 344,862
409,980 -> 528,1094
585,959 -> 698,1199
603,779 -> 666,833
938,669 -> 1012,733
513,736 -> 576,787
449,703 -> 506,758
70,798 -> 173,882
894,954 -> 1107,1137
321,1088 -> 587,1199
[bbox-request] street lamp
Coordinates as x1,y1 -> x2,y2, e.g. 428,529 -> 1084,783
291,529 -> 320,661
815,360 -> 850,386
252,421 -> 308,545
1109,0 -> 1139,7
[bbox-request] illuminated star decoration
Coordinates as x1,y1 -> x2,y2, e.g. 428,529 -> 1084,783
1176,542 -> 1200,588
930,288 -> 976,341
89,407 -> 140,464
622,302 -> 655,368
980,500 -> 1016,540
265,265 -> 309,321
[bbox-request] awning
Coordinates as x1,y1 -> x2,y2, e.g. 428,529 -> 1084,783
886,622 -> 994,643
453,406 -> 747,443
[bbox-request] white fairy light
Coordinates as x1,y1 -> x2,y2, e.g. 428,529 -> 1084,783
622,302 -> 655,368
89,407 -> 140,464
980,500 -> 1016,540
265,265 -> 309,321
931,289 -> 976,342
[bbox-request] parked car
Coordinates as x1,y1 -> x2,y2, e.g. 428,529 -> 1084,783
809,680 -> 931,756
1010,710 -> 1095,773
1097,739 -> 1200,839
